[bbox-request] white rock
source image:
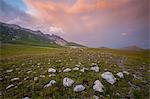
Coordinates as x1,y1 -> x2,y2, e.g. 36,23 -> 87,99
16,68 -> 19,70
37,63 -> 41,65
73,67 -> 79,71
24,76 -> 29,80
6,69 -> 13,73
75,64 -> 80,67
49,74 -> 56,77
92,63 -> 97,66
80,67 -> 88,72
63,77 -> 74,87
63,68 -> 71,72
59,70 -> 62,72
48,68 -> 56,73
93,95 -> 99,99
123,71 -> 129,75
44,80 -> 56,88
80,68 -> 85,72
40,75 -> 45,78
93,80 -> 104,92
74,85 -> 85,92
22,97 -> 30,99
27,71 -> 32,74
101,72 -> 116,84
117,72 -> 124,78
34,77 -> 38,81
11,77 -> 19,81
0,77 -> 3,81
90,66 -> 99,72
6,84 -> 15,89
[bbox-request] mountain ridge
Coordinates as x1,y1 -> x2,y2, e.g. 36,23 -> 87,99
0,22 -> 86,48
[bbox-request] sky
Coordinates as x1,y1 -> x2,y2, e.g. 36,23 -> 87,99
0,0 -> 149,48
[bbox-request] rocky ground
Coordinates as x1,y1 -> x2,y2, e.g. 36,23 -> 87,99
0,44 -> 149,99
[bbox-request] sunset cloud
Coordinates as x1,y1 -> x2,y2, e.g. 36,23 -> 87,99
49,26 -> 66,34
23,0 -> 132,33
0,0 -> 148,48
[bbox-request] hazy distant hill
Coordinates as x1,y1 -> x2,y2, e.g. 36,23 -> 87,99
99,46 -> 110,49
120,45 -> 144,51
0,22 -> 85,47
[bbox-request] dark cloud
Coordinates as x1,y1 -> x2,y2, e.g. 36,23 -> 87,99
0,0 -> 33,27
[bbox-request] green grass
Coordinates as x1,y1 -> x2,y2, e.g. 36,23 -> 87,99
0,44 -> 149,99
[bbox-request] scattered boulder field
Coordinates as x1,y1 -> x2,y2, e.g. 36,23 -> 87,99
4,65 -> 131,99
0,46 -> 149,98
1,63 -> 145,98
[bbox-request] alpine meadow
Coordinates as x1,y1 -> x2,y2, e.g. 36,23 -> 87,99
0,0 -> 149,99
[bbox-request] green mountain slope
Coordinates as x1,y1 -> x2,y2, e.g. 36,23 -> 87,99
0,22 -> 62,47
0,22 -> 86,48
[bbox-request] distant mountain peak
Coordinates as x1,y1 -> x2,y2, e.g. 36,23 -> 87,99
121,45 -> 144,51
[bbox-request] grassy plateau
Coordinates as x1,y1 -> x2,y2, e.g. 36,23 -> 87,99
0,44 -> 149,99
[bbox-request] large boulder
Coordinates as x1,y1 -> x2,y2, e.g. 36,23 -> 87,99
74,85 -> 85,92
101,72 -> 116,84
63,77 -> 74,87
93,80 -> 104,92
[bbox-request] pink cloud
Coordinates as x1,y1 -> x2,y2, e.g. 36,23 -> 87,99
23,0 -> 131,34
21,0 -> 148,48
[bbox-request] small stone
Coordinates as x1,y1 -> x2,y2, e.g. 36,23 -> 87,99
93,95 -> 99,99
49,74 -> 56,77
24,77 -> 29,80
48,68 -> 56,73
0,77 -> 3,81
22,96 -> 30,99
6,69 -> 13,73
34,77 -> 38,81
63,68 -> 71,72
37,63 -> 41,65
40,75 -> 45,78
123,71 -> 129,75
27,71 -> 32,74
72,67 -> 79,71
59,70 -> 62,72
44,80 -> 56,88
11,77 -> 19,81
0,91 -> 2,96
117,72 -> 124,78
90,66 -> 99,72
6,84 -> 15,89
